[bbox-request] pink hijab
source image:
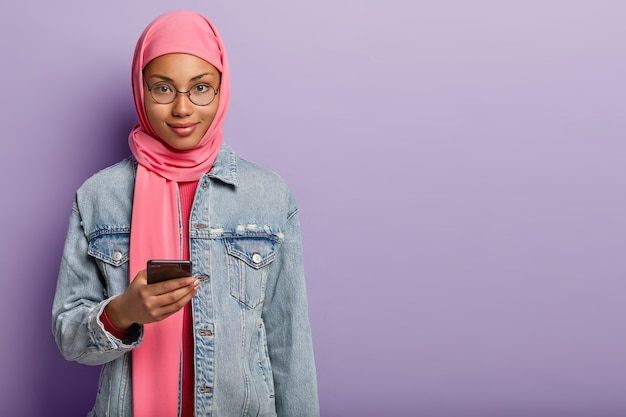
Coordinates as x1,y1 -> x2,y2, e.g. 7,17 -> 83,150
127,10 -> 230,416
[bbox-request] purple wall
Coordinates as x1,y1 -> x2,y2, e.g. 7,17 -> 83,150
1,1 -> 625,415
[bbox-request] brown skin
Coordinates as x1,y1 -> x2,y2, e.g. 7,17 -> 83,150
105,270 -> 200,330
143,53 -> 220,151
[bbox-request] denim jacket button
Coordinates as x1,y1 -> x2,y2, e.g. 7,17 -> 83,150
112,250 -> 122,262
252,253 -> 262,264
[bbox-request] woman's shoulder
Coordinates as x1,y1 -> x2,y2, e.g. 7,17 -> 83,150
214,144 -> 290,190
72,158 -> 135,231
75,157 -> 136,208
214,145 -> 297,210
237,156 -> 284,182
235,155 -> 295,198
78,157 -> 136,191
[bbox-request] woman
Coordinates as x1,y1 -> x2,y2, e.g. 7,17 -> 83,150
52,10 -> 319,417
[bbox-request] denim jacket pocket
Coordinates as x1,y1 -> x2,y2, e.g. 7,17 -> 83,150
225,235 -> 281,309
87,230 -> 130,297
88,230 -> 130,266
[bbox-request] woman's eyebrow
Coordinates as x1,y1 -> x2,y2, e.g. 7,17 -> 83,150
190,72 -> 216,82
148,72 -> 217,83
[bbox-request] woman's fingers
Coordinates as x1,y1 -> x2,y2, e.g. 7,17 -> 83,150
114,270 -> 200,325
148,276 -> 198,296
140,277 -> 200,322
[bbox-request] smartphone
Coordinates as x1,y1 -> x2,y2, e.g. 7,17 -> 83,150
146,260 -> 192,284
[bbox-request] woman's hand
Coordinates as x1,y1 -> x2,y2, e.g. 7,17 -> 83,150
105,269 -> 200,330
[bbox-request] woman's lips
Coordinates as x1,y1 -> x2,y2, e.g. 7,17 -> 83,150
169,123 -> 198,137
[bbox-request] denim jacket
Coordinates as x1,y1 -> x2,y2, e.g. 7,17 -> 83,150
52,144 -> 319,417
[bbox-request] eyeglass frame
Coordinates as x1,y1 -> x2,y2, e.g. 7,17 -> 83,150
143,78 -> 220,106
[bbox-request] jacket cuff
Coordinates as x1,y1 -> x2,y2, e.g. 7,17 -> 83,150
93,299 -> 143,348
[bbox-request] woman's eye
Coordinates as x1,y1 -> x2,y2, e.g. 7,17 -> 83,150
193,84 -> 211,94
154,84 -> 173,94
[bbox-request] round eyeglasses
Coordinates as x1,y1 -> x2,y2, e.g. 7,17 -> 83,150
144,79 -> 219,106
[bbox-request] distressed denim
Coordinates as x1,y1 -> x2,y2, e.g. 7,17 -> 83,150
52,144 -> 319,417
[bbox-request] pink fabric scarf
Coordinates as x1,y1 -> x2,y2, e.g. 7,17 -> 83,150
127,10 -> 230,417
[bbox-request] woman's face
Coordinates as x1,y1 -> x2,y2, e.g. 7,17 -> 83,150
142,53 -> 221,151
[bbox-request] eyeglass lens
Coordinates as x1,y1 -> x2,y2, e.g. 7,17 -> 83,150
148,82 -> 217,106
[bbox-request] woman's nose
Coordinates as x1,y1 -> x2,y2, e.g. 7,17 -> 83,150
171,92 -> 193,116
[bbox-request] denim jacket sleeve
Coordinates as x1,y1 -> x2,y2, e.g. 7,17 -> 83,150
52,196 -> 142,366
262,198 -> 320,417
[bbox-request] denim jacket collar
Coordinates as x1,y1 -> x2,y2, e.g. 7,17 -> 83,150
207,143 -> 239,187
